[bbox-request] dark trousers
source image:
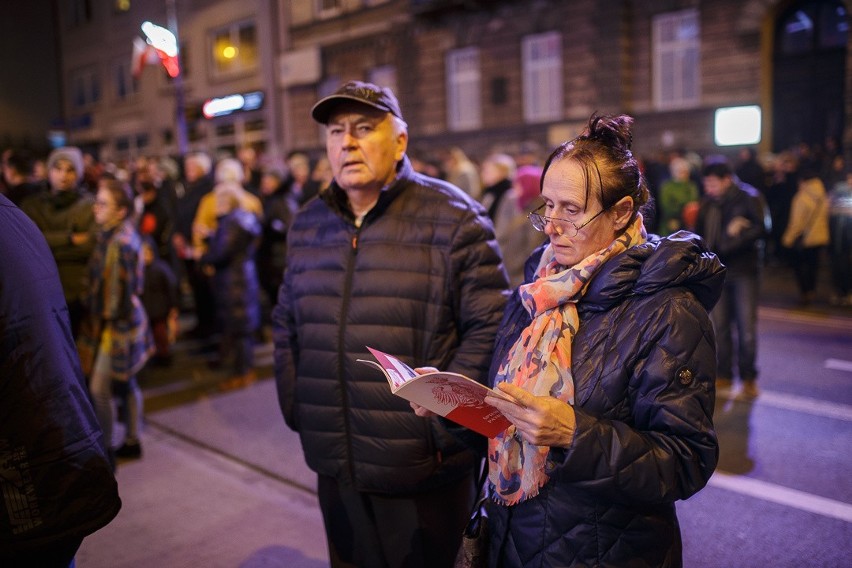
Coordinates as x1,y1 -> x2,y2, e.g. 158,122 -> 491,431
150,318 -> 170,357
790,246 -> 822,296
710,272 -> 759,382
317,471 -> 476,568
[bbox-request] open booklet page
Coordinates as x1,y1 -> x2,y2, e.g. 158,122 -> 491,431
357,346 -> 515,438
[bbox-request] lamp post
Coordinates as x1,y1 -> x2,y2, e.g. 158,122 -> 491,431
140,1 -> 188,157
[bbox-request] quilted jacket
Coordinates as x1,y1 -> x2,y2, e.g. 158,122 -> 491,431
0,195 -> 120,556
272,156 -> 510,494
486,231 -> 725,568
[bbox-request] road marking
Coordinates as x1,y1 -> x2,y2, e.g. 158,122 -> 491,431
709,472 -> 852,523
825,359 -> 852,373
755,390 -> 852,422
759,306 -> 852,330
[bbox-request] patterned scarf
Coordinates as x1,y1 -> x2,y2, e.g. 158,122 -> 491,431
489,214 -> 647,506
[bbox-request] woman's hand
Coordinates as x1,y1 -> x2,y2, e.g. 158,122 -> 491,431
409,367 -> 439,417
485,382 -> 576,447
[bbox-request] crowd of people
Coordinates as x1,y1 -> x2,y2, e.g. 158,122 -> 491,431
3,79 -> 851,566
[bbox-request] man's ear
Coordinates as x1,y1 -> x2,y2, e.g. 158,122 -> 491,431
395,130 -> 409,162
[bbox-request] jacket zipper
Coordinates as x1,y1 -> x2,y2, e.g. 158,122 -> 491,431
339,224 -> 361,484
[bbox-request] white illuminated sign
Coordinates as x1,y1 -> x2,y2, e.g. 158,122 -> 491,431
141,21 -> 177,57
202,91 -> 265,118
714,105 -> 761,146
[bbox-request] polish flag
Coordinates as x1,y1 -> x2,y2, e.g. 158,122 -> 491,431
132,37 -> 159,78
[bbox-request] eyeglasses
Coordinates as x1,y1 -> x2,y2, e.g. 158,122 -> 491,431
528,203 -> 610,237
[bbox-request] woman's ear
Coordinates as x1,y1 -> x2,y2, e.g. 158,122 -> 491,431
612,196 -> 634,231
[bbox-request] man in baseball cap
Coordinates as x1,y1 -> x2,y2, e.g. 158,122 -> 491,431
311,80 -> 404,125
272,81 -> 509,567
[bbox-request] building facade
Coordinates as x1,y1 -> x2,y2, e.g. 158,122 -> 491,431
54,0 -> 850,167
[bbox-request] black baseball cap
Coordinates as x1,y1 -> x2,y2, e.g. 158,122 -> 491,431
311,81 -> 403,124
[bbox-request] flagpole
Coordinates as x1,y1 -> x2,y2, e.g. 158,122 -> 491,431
166,0 -> 189,158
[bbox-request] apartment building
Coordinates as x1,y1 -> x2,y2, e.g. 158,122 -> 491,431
56,0 -> 281,162
54,0 -> 849,165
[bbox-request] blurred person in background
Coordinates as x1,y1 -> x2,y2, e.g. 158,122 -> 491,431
695,158 -> 769,398
173,151 -> 215,339
200,183 -> 262,390
735,147 -> 767,194
237,145 -> 263,195
257,167 -> 296,326
657,156 -> 699,235
78,178 -> 154,464
1,192 -> 121,567
140,235 -> 180,367
444,146 -> 481,199
493,163 -> 546,287
479,152 -> 516,223
2,149 -> 44,206
827,170 -> 852,305
21,146 -> 95,339
781,165 -> 831,306
284,151 -> 314,206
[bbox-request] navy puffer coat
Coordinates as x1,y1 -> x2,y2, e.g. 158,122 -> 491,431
486,231 -> 725,568
272,156 -> 510,494
1,196 -> 120,557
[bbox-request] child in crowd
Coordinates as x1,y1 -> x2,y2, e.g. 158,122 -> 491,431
140,236 -> 179,366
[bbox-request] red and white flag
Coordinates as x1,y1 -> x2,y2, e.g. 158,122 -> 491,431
132,36 -> 159,78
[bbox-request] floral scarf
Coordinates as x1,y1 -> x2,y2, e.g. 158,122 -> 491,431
489,214 -> 646,506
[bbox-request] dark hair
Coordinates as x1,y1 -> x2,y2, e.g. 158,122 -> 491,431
541,113 -> 650,225
701,157 -> 733,179
4,150 -> 33,175
99,177 -> 134,214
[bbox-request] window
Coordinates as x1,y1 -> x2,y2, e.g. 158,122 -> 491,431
653,9 -> 700,110
316,0 -> 342,19
71,66 -> 101,108
114,0 -> 131,13
115,60 -> 138,101
779,1 -> 849,54
211,20 -> 258,77
522,32 -> 563,122
446,47 -> 481,131
368,65 -> 398,97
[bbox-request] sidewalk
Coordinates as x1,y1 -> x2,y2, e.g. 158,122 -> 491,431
76,378 -> 328,568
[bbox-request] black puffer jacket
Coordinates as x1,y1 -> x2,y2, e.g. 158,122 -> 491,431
272,156 -> 510,494
486,231 -> 725,568
1,196 -> 120,557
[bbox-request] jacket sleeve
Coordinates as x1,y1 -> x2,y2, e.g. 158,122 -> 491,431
445,207 -> 511,383
550,292 -> 718,506
271,261 -> 299,431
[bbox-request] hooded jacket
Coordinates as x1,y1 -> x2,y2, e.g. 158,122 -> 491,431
486,231 -> 724,568
272,156 -> 509,494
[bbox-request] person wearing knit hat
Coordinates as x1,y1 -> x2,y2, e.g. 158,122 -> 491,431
21,145 -> 95,338
46,146 -> 85,187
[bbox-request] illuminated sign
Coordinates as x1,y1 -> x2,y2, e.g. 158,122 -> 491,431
714,105 -> 761,146
202,91 -> 265,118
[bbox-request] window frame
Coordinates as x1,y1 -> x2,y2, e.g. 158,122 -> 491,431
521,31 -> 564,123
445,47 -> 482,131
652,8 -> 701,111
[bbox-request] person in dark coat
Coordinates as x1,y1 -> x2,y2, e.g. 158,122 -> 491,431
431,114 -> 723,567
256,168 -> 295,321
20,146 -> 96,338
140,236 -> 180,366
200,183 -> 262,389
273,81 -> 510,568
0,193 -> 121,566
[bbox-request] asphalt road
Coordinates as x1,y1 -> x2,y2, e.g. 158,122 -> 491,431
78,289 -> 852,567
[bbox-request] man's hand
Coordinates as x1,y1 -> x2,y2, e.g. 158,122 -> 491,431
485,382 -> 576,447
726,216 -> 752,237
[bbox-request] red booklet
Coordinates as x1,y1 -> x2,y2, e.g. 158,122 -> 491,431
357,346 -> 514,438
